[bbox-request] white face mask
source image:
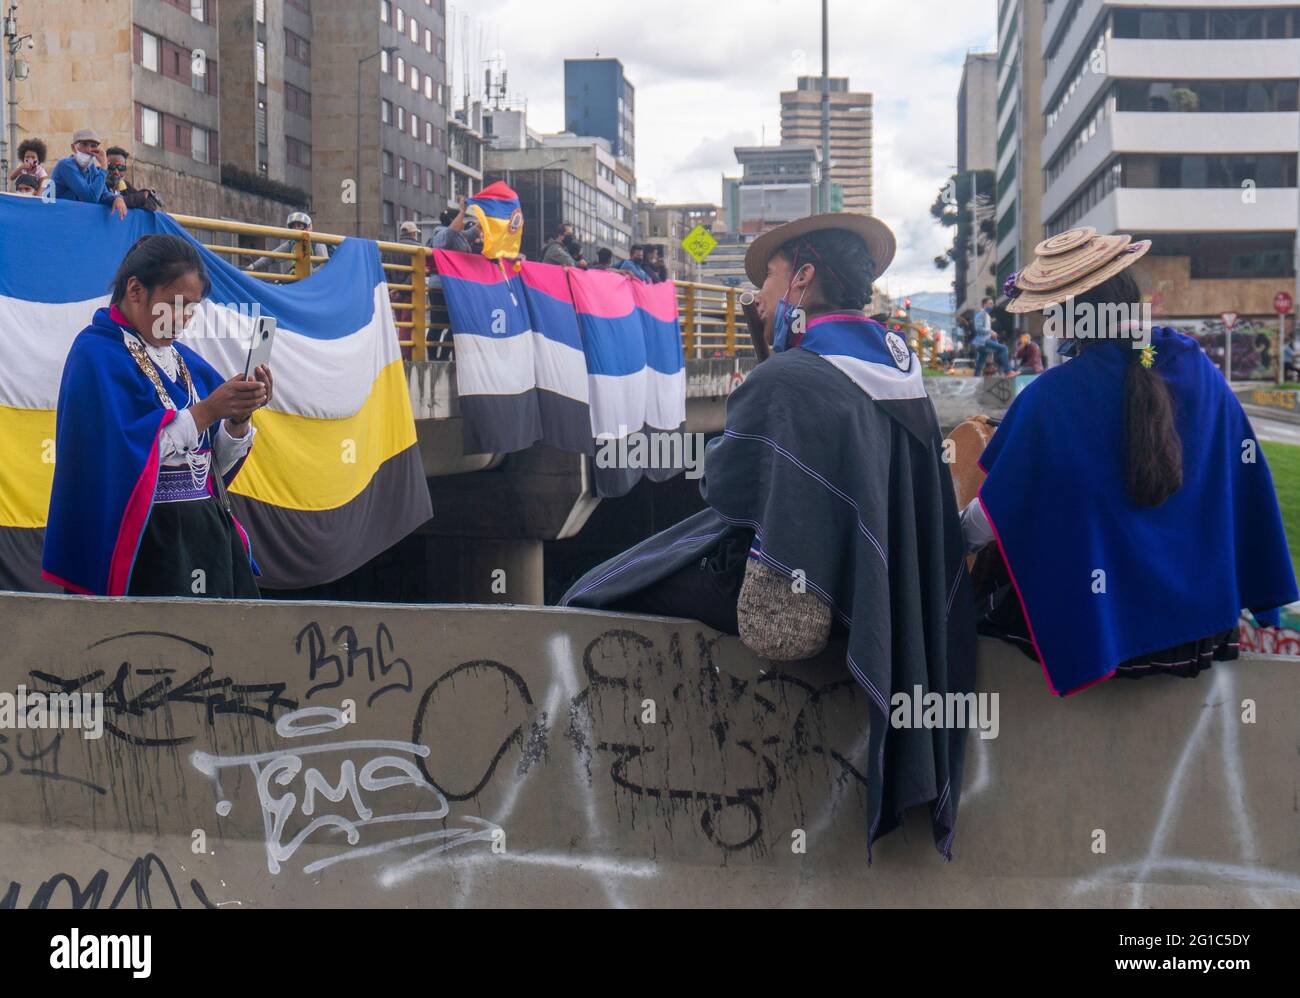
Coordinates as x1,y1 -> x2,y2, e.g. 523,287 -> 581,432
74,150 -> 95,168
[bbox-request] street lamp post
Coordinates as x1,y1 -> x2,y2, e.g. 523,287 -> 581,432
355,46 -> 398,238
819,0 -> 830,213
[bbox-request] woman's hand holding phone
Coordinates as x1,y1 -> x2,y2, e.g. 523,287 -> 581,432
191,374 -> 267,435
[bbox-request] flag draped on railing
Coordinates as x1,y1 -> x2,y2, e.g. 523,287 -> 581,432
0,196 -> 431,592
434,249 -> 686,497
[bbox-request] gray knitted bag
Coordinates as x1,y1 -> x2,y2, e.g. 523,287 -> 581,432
736,559 -> 833,660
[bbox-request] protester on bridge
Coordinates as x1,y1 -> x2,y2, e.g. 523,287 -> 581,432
248,211 -> 331,276
43,235 -> 271,598
542,222 -> 579,267
429,201 -> 473,253
617,244 -> 652,282
562,212 -> 976,861
964,226 -> 1297,695
49,128 -> 127,218
8,137 -> 49,192
105,147 -> 162,211
12,173 -> 41,196
647,245 -> 669,283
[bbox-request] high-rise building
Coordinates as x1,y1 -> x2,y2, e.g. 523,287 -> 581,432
995,0 -> 1047,330
12,0 -> 450,239
314,0 -> 448,239
732,145 -> 822,233
1038,2 -> 1300,328
563,58 -> 634,170
447,103 -> 487,205
16,0 -> 236,217
484,133 -> 635,262
779,76 -> 873,215
956,52 -> 999,314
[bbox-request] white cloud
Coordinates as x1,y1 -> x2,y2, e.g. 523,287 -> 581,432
451,0 -> 998,292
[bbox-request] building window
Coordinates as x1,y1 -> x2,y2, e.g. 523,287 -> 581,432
381,99 -> 391,123
285,29 -> 310,65
255,0 -> 265,23
396,56 -> 405,81
190,0 -> 206,22
139,105 -> 161,146
381,49 -> 390,73
398,156 -> 406,181
191,55 -> 208,93
256,41 -> 266,84
424,27 -> 432,54
396,7 -> 405,32
383,200 -> 395,227
410,17 -> 419,43
426,167 -> 434,192
140,30 -> 160,72
397,106 -> 405,130
287,137 -> 312,168
410,112 -> 419,138
424,120 -> 433,145
383,150 -> 393,175
411,164 -> 420,187
410,67 -> 420,93
424,76 -> 433,101
287,83 -> 312,117
381,0 -> 390,23
192,127 -> 209,163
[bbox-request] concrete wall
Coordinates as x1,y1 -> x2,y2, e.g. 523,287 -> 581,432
1,592 -> 1296,908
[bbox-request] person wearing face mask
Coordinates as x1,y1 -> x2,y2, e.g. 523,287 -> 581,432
561,213 -> 976,863
542,222 -> 578,267
43,235 -> 271,598
48,128 -> 127,219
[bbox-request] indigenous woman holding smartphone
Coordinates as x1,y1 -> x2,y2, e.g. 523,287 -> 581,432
43,234 -> 273,598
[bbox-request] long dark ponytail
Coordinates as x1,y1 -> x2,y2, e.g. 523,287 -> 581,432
1076,270 -> 1182,508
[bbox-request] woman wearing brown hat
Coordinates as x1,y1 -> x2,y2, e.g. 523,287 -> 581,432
964,227 -> 1296,695
563,213 -> 976,862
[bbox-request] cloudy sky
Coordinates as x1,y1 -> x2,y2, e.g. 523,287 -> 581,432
450,0 -> 999,295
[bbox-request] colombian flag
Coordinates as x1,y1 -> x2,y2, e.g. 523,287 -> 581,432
466,181 -> 524,260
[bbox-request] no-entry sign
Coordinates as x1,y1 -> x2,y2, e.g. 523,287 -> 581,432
1276,292 -> 1294,315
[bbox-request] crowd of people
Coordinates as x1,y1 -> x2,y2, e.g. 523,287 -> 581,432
5,128 -> 161,213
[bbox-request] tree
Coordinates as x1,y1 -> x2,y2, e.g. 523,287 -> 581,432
931,170 -> 996,305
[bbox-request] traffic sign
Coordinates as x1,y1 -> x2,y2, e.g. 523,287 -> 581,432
1275,292 -> 1293,315
682,225 -> 718,263
1221,311 -> 1238,330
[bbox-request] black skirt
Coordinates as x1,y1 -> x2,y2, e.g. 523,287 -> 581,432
972,548 -> 1236,681
128,494 -> 260,599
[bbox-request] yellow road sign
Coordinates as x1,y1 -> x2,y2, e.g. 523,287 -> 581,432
682,224 -> 718,263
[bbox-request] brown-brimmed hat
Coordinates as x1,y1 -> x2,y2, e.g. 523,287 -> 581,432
71,127 -> 102,146
744,212 -> 896,288
1005,226 -> 1151,314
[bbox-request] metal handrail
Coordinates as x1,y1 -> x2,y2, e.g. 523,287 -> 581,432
170,213 -> 748,362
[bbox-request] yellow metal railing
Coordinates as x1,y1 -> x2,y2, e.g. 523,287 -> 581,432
172,214 -> 750,362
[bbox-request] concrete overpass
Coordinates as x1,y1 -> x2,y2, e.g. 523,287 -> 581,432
401,361 -> 1011,603
1,591 -> 1295,908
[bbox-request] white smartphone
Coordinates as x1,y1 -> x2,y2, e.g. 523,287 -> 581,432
243,315 -> 277,379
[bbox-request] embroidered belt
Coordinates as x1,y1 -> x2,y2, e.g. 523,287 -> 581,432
155,466 -> 210,503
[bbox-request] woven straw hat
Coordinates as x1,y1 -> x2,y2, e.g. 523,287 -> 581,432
1005,226 -> 1152,314
744,212 -> 896,288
